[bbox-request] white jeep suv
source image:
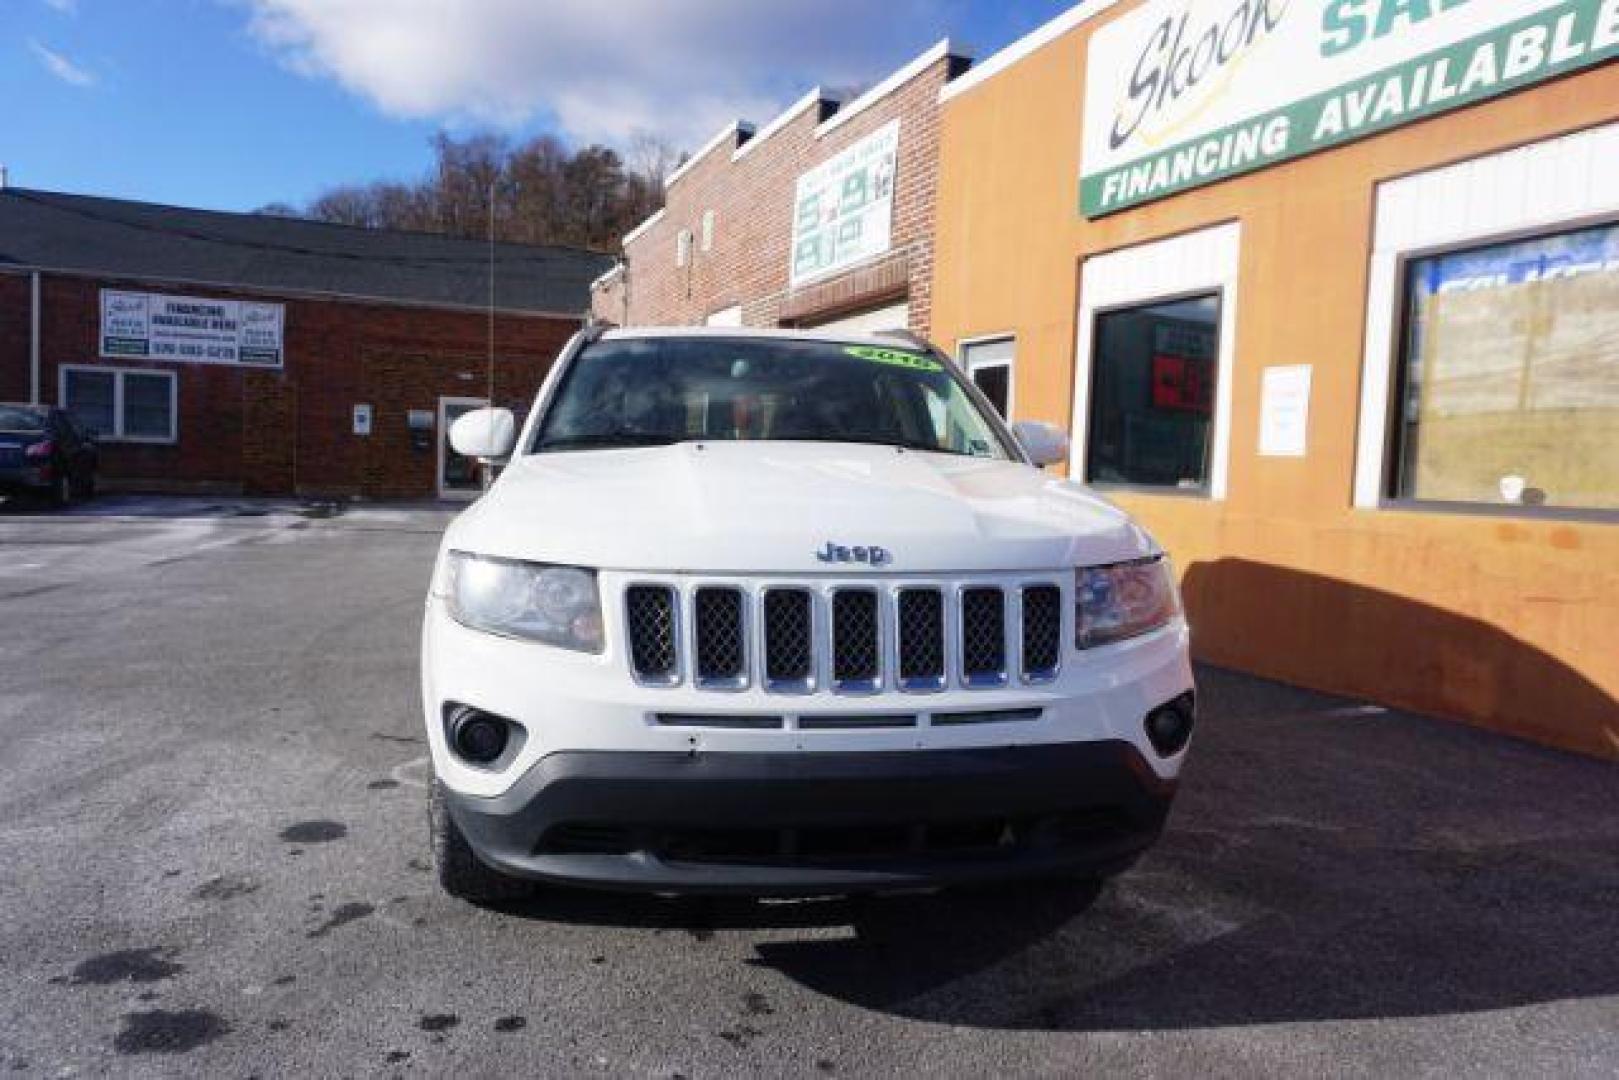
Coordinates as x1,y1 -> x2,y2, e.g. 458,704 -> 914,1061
422,327 -> 1194,900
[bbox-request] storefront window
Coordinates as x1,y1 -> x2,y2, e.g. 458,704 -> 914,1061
1393,222 -> 1619,512
1087,294 -> 1220,490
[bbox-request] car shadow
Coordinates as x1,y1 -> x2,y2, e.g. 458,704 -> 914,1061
0,494 -> 52,514
491,567 -> 1619,1032
746,670 -> 1618,1030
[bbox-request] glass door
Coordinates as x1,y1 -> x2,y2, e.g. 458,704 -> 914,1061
438,396 -> 489,500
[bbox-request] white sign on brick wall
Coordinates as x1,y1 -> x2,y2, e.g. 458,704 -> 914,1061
100,289 -> 284,367
789,120 -> 900,287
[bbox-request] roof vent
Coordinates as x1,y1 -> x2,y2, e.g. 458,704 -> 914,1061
0,165 -> 9,190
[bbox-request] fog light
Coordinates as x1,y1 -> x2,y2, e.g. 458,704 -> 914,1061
448,706 -> 510,765
1144,693 -> 1195,757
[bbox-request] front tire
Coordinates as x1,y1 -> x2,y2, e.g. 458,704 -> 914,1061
428,778 -> 532,902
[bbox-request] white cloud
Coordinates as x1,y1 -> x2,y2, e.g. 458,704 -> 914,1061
28,39 -> 96,87
43,0 -> 79,13
243,0 -> 946,151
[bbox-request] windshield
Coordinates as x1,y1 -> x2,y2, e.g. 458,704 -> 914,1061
0,405 -> 48,433
532,337 -> 1013,459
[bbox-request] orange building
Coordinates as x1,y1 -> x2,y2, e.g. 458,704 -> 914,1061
931,0 -> 1619,758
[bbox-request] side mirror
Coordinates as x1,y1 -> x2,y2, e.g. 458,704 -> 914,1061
449,407 -> 517,462
1012,420 -> 1070,468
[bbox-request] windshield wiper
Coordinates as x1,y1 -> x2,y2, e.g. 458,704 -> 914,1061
769,434 -> 978,457
536,433 -> 687,452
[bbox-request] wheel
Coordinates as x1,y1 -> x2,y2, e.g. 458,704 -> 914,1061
428,778 -> 532,902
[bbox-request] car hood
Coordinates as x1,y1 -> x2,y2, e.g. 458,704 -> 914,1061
447,442 -> 1157,574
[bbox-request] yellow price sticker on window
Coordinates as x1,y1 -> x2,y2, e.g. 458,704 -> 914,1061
843,346 -> 943,372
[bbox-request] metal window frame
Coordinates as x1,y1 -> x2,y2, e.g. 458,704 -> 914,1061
957,333 -> 1016,419
57,363 -> 177,445
1378,214 -> 1619,523
1083,287 -> 1225,497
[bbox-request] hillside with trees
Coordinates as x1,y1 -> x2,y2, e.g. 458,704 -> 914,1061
264,132 -> 680,252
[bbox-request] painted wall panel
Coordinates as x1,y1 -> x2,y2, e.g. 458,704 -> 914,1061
932,2 -> 1619,757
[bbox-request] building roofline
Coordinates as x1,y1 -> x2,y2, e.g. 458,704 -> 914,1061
621,207 -> 666,247
663,120 -> 757,189
0,263 -> 587,321
818,38 -> 969,139
0,186 -> 608,260
733,87 -> 838,163
940,0 -> 1122,104
621,36 -> 973,253
590,262 -> 624,290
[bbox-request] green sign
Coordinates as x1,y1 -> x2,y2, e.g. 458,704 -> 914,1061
1081,0 -> 1619,218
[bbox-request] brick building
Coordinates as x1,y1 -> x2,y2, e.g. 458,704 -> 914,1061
596,40 -> 973,349
1,187 -> 609,499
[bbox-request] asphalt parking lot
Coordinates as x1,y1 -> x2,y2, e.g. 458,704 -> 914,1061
1,500 -> 1615,1077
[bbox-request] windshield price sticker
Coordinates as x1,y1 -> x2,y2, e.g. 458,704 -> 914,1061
844,346 -> 943,373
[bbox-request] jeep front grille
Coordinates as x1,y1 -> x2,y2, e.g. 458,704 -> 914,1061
960,587 -> 1008,686
693,587 -> 746,688
831,589 -> 881,692
1020,584 -> 1062,682
623,579 -> 1065,694
625,585 -> 678,685
896,588 -> 945,690
762,589 -> 814,691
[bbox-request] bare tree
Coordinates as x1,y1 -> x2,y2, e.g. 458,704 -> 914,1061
626,132 -> 684,190
300,129 -> 670,251
307,185 -> 380,228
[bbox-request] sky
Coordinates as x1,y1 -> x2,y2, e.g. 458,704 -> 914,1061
3,0 -> 1079,213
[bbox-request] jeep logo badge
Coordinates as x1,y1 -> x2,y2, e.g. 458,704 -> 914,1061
816,542 -> 891,567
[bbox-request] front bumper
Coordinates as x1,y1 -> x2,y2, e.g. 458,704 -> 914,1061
0,465 -> 51,492
445,741 -> 1176,895
422,591 -> 1195,800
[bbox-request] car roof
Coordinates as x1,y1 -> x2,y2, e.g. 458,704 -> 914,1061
597,326 -> 933,350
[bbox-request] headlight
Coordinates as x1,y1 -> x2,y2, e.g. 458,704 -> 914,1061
440,552 -> 604,653
1076,555 -> 1180,649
